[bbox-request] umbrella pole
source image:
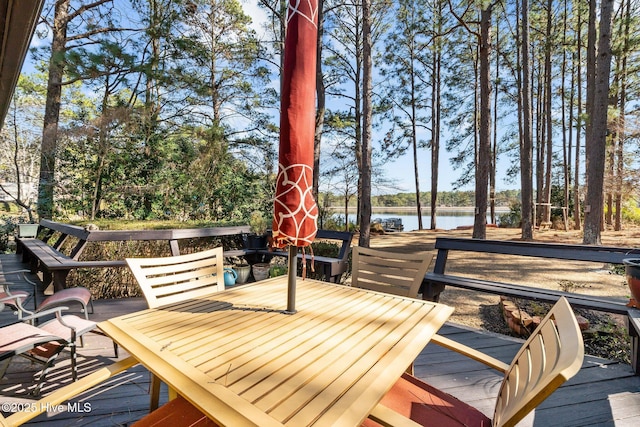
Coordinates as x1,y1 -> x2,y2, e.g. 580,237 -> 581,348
285,245 -> 297,314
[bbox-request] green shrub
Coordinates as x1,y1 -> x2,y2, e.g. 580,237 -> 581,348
498,203 -> 521,228
0,215 -> 29,253
622,204 -> 640,225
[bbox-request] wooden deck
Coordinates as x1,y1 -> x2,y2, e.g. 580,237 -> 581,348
2,254 -> 640,426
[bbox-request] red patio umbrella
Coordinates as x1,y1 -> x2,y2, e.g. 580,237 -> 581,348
272,0 -> 319,313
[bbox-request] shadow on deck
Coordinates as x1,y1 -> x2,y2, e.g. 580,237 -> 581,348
1,254 -> 639,426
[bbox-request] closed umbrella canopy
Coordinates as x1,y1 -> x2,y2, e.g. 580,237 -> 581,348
273,0 -> 318,249
272,0 -> 319,312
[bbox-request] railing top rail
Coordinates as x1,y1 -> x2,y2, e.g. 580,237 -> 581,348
434,237 -> 636,264
40,220 -> 251,242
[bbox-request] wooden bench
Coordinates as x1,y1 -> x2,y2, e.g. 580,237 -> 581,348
16,220 -> 251,292
256,230 -> 353,282
17,222 -> 126,293
421,237 -> 640,374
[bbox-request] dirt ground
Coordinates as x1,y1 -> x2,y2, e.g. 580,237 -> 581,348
364,226 -> 638,330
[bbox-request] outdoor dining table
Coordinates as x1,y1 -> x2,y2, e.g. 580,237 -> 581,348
98,276 -> 454,426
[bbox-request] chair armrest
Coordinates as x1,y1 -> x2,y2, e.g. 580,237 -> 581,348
0,269 -> 37,288
1,356 -> 139,426
20,306 -> 69,323
431,334 -> 510,373
0,269 -> 31,277
369,403 -> 423,427
0,295 -> 21,303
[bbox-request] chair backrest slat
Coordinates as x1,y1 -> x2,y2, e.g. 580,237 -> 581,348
493,296 -> 584,427
126,248 -> 225,308
352,247 -> 432,298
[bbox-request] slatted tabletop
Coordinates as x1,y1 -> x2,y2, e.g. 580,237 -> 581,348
98,277 -> 453,426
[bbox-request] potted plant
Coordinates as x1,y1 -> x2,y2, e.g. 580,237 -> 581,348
246,210 -> 268,249
252,262 -> 271,281
624,259 -> 640,305
269,264 -> 288,278
234,261 -> 251,284
17,223 -> 39,238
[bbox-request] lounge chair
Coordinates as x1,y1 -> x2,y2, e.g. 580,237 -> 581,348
0,295 -> 98,396
365,296 -> 585,427
1,269 -> 93,320
0,356 -> 138,426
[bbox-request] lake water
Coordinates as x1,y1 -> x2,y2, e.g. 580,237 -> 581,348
332,208 -> 508,231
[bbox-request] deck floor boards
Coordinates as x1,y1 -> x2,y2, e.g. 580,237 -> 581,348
1,254 -> 639,426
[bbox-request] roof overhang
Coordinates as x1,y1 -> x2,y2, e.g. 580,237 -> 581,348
0,0 -> 44,131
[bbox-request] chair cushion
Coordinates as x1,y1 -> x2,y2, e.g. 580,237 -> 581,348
39,315 -> 96,341
0,322 -> 62,359
39,287 -> 92,309
0,290 -> 30,306
132,395 -> 218,427
363,373 -> 492,427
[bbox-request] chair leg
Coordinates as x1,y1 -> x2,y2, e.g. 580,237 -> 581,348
0,358 -> 10,378
27,349 -> 65,397
150,374 -> 162,411
70,342 -> 77,381
168,386 -> 177,401
405,363 -> 414,376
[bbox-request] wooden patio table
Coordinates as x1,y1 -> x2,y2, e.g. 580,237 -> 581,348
98,277 -> 454,426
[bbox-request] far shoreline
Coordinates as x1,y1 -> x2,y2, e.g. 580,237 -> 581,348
327,206 -> 510,213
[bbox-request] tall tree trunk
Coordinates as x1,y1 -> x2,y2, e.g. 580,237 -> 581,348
520,0 -> 534,240
411,61 -> 423,230
583,0 -> 614,245
535,52 -> 544,220
490,19 -> 499,225
430,6 -> 442,230
354,8 -> 363,224
359,0 -> 373,247
606,134 -> 614,225
313,0 -> 325,201
543,0 -> 553,226
38,0 -> 71,219
562,0 -> 570,228
91,78 -> 112,220
615,0 -> 630,231
473,6 -> 492,240
574,7 -> 583,230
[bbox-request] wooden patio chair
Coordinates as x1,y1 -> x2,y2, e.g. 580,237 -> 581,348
126,247 -> 226,410
126,247 -> 225,309
0,296 -> 99,396
351,246 -> 433,298
365,296 -> 585,427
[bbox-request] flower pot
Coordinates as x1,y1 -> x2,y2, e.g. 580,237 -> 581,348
235,264 -> 251,284
623,258 -> 640,302
17,223 -> 38,238
252,263 -> 270,281
245,234 -> 267,249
